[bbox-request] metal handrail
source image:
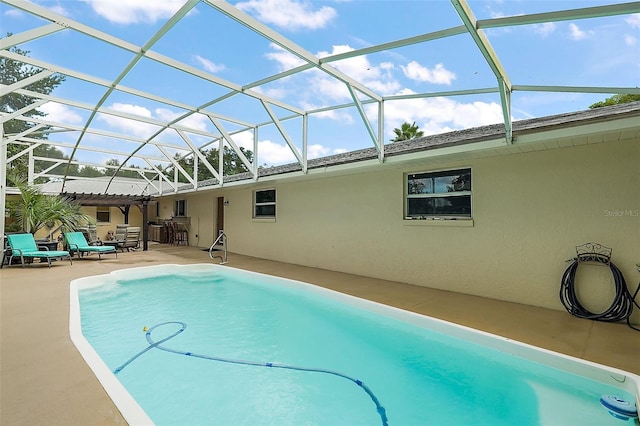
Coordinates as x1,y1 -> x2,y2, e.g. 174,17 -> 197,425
208,231 -> 227,264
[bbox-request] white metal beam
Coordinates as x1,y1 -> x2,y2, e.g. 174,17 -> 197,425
156,145 -> 196,188
477,2 -> 640,28
175,129 -> 221,182
0,69 -> 54,96
346,85 -> 381,157
143,159 -> 177,193
2,123 -> 46,145
208,116 -> 255,177
0,99 -> 48,124
0,23 -> 65,49
513,85 -> 640,95
260,100 -> 306,172
450,0 -> 513,142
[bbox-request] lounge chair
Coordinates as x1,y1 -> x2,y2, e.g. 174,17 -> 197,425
1,233 -> 72,268
65,232 -> 118,260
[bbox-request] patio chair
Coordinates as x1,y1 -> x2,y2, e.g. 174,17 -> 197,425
1,233 -> 72,268
123,227 -> 140,251
65,232 -> 117,260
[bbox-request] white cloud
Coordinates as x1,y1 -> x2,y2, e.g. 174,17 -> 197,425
156,109 -> 210,132
307,143 -> 331,159
401,61 -> 456,85
47,4 -> 69,16
533,22 -> 555,37
39,102 -> 83,124
314,45 -> 402,97
319,45 -> 397,89
98,103 -> 161,138
260,87 -> 289,99
380,90 -> 504,139
194,55 -> 225,73
568,23 -> 590,40
304,106 -> 354,124
254,139 -> 297,165
626,14 -> 640,29
4,9 -> 24,18
231,130 -> 333,165
318,45 -> 364,74
262,43 -> 404,119
82,0 -> 186,24
264,43 -> 306,72
235,0 -> 336,31
625,35 -> 637,46
96,104 -> 211,141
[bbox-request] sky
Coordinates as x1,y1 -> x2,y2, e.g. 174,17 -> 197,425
2,0 -> 640,170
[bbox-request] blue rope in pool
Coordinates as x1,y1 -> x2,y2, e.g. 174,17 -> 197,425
114,322 -> 388,426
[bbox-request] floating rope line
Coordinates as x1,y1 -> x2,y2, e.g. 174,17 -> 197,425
114,322 -> 389,426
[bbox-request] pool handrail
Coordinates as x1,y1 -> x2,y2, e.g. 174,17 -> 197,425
209,231 -> 227,264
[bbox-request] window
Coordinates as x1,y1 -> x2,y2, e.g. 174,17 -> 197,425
405,168 -> 471,219
174,199 -> 186,217
96,207 -> 110,223
254,189 -> 276,218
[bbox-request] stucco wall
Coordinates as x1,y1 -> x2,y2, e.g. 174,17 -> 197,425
78,206 -> 145,241
167,138 -> 640,322
156,194 -> 217,248
26,206 -> 144,242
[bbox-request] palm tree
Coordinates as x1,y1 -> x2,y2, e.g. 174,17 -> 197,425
6,173 -> 93,235
390,121 -> 424,142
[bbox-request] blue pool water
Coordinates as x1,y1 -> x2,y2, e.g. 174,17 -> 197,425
73,265 -> 639,425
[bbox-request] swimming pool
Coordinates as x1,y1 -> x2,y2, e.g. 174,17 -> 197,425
70,264 -> 639,425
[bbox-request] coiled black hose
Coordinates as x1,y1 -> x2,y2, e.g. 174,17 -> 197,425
560,257 -> 640,332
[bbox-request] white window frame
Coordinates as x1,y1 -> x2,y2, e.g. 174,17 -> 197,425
405,168 -> 472,220
253,189 -> 276,218
174,199 -> 187,217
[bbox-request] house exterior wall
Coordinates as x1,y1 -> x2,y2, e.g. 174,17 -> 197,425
78,206 -> 144,241
156,194 -> 216,248
163,138 -> 639,323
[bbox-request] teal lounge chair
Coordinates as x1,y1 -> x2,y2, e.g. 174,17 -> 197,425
2,233 -> 72,268
65,232 -> 118,260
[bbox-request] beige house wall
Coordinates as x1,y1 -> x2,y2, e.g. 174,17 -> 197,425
77,206 -> 144,241
155,195 -> 217,248
24,206 -> 144,242
161,138 -> 640,323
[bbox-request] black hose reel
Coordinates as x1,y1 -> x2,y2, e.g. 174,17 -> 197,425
560,242 -> 640,332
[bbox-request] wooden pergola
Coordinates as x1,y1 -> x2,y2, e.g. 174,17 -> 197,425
61,192 -> 152,251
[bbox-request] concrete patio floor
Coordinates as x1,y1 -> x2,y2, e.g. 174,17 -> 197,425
1,243 -> 639,425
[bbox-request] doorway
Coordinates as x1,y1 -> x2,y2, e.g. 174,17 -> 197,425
216,197 -> 225,237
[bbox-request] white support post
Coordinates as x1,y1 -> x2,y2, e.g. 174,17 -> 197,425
0,125 -> 6,240
219,138 -> 224,185
252,128 -> 258,180
28,150 -> 35,184
378,101 -> 384,162
193,154 -> 198,190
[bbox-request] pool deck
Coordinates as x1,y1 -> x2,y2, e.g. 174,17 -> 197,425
1,243 -> 639,425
